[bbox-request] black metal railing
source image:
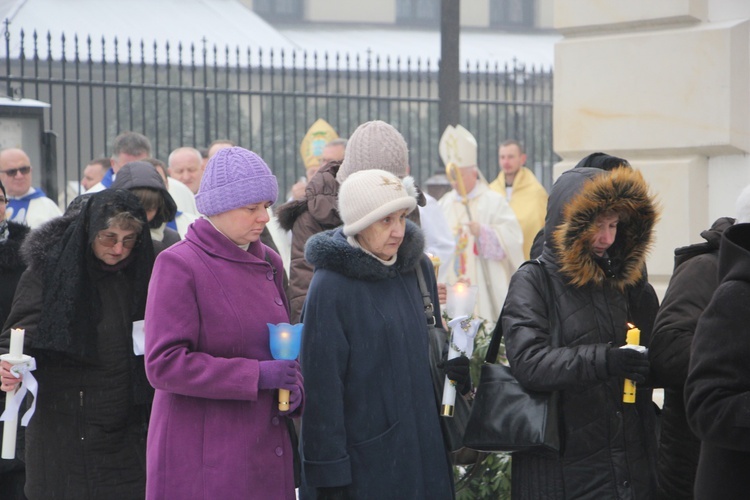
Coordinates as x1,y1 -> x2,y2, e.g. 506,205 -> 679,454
1,28 -> 556,206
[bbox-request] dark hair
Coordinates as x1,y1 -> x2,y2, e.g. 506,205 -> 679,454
112,131 -> 152,158
499,139 -> 525,155
87,158 -> 111,171
130,187 -> 171,228
574,152 -> 630,171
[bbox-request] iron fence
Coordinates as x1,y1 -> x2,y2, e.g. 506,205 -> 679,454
1,28 -> 556,206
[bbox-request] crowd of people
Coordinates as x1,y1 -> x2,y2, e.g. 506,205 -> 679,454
0,118 -> 747,499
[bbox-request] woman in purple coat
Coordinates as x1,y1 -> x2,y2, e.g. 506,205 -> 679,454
144,147 -> 304,500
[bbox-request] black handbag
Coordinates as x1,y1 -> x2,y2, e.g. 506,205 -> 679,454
415,265 -> 482,466
463,259 -> 561,454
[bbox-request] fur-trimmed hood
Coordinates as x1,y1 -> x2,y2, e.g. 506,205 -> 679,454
0,220 -> 30,271
305,219 -> 425,281
543,167 -> 659,290
21,213 -> 76,270
276,161 -> 342,232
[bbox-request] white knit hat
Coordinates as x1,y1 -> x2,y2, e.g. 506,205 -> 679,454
337,120 -> 409,183
338,169 -> 418,236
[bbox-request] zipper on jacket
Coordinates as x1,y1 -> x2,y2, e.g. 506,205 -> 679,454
79,390 -> 86,441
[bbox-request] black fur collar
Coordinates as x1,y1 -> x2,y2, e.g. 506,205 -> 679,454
21,214 -> 76,270
276,199 -> 308,232
0,221 -> 30,271
305,219 -> 425,281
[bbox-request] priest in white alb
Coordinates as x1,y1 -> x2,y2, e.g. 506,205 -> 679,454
438,125 -> 524,323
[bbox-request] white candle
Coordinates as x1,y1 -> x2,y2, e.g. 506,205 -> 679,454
2,328 -> 24,459
446,283 -> 478,318
440,345 -> 460,417
8,329 -> 24,359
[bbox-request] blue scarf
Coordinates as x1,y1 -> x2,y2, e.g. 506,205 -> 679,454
100,168 -> 115,188
8,188 -> 48,224
166,211 -> 182,232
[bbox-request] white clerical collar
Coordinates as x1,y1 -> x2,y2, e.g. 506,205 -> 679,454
9,187 -> 36,200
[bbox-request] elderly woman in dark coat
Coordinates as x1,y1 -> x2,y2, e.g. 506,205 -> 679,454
501,166 -> 660,499
0,189 -> 154,499
300,169 -> 462,500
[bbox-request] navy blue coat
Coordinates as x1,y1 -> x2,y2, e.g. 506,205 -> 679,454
300,221 -> 454,499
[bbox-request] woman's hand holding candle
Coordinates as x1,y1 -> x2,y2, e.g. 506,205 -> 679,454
439,356 -> 471,395
258,360 -> 302,412
0,361 -> 23,392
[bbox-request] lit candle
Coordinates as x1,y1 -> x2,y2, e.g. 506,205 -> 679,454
622,323 -> 641,404
2,328 -> 24,459
446,282 -> 478,319
267,323 -> 303,412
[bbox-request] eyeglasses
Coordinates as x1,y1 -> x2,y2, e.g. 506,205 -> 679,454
0,197 -> 7,204
0,166 -> 31,177
96,233 -> 138,249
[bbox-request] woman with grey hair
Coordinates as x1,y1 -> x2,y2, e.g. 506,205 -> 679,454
300,169 -> 466,499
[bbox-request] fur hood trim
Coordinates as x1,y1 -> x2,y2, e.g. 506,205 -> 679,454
305,219 -> 425,281
0,221 -> 30,271
276,199 -> 308,232
552,167 -> 659,290
21,214 -> 76,270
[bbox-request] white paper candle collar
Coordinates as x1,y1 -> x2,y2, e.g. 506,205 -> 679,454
0,357 -> 38,426
447,315 -> 482,358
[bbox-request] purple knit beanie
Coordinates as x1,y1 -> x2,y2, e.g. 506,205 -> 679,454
195,147 -> 278,216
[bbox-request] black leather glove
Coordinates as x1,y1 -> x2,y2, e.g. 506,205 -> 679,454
606,347 -> 649,384
438,355 -> 472,395
317,485 -> 350,500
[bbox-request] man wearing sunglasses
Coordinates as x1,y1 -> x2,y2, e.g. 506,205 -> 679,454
0,148 -> 62,229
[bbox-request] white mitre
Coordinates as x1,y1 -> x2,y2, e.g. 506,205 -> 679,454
439,124 -> 477,169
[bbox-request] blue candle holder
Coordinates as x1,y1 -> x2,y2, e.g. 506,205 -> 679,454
267,323 -> 303,412
267,323 -> 303,360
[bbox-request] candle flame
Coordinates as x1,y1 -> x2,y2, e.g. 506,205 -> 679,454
280,331 -> 290,340
626,322 -> 635,329
455,283 -> 466,293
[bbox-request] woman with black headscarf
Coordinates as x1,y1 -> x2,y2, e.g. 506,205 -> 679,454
0,189 -> 154,499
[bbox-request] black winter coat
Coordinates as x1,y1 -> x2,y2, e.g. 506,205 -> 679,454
0,221 -> 30,494
650,216 -> 733,499
684,222 -> 750,499
0,194 -> 153,500
502,167 -> 659,499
